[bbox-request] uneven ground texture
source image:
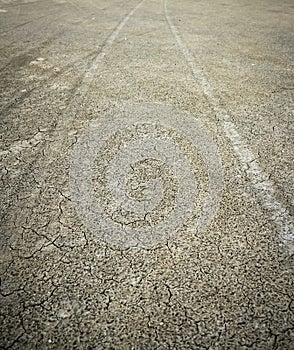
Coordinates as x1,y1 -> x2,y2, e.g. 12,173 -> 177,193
0,0 -> 293,349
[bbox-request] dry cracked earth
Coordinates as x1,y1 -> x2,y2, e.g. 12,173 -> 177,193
0,0 -> 293,349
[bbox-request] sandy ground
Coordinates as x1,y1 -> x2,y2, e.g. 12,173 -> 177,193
0,0 -> 293,349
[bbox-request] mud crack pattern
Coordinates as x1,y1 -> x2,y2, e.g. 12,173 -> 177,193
70,103 -> 223,248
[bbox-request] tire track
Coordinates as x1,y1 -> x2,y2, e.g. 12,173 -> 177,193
0,49 -> 98,117
0,0 -> 121,112
72,0 -> 146,101
1,0 -> 147,235
164,0 -> 293,253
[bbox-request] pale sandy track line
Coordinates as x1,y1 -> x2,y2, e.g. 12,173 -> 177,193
73,0 -> 145,101
3,0 -> 146,214
2,0 -> 146,140
0,2 -> 123,111
164,0 -> 293,252
0,50 -> 99,118
52,0 -> 146,136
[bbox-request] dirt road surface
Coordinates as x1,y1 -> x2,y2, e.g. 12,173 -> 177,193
0,0 -> 293,349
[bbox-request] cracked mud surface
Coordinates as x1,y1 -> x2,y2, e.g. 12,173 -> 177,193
0,0 -> 293,349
